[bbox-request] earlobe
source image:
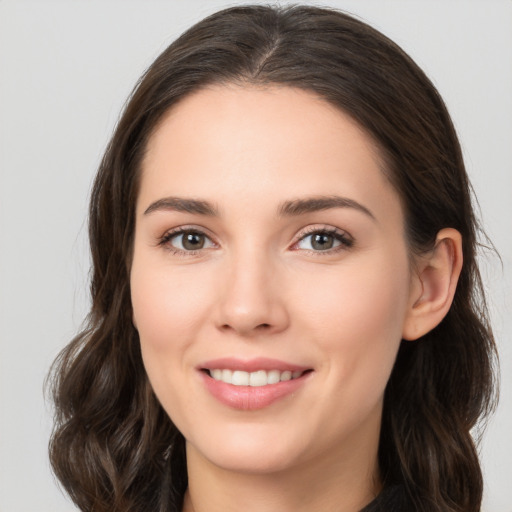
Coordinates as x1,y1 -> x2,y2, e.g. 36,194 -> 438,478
402,228 -> 463,341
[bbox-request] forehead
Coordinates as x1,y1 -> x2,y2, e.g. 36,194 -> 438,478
139,84 -> 400,223
144,84 -> 383,169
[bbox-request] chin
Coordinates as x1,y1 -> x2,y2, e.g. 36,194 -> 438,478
186,426 -> 309,475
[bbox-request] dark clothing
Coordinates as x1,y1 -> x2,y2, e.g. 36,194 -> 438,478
361,485 -> 411,511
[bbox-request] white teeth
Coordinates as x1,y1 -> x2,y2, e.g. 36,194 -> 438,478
231,370 -> 249,386
267,369 -> 281,384
280,370 -> 292,381
209,369 -> 305,386
211,369 -> 222,380
221,369 -> 233,384
249,370 -> 267,387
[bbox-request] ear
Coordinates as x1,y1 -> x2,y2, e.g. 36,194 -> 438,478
402,228 -> 463,341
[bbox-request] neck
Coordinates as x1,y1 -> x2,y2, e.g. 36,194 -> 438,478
182,432 -> 381,512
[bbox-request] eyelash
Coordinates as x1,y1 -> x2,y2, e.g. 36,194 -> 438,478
292,226 -> 354,255
158,225 -> 354,257
158,226 -> 216,256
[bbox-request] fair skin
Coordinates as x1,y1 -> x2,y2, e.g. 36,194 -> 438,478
130,85 -> 462,512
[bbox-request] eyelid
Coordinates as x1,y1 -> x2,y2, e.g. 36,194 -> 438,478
158,225 -> 218,255
156,223 -> 353,256
290,225 -> 354,252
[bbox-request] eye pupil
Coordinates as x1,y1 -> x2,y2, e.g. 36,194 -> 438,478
182,232 -> 205,250
312,233 -> 334,250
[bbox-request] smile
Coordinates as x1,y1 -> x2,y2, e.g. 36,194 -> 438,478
199,358 -> 313,410
207,369 -> 305,387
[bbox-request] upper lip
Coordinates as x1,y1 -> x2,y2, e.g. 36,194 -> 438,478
198,357 -> 311,373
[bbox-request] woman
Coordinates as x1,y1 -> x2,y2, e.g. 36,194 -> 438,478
48,5 -> 498,512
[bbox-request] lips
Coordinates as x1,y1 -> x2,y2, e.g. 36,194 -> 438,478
198,357 -> 313,410
209,368 -> 305,386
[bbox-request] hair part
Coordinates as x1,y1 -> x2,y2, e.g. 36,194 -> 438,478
48,5 -> 498,512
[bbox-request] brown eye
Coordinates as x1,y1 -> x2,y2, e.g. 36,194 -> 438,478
164,229 -> 215,252
311,233 -> 335,250
181,232 -> 206,250
295,229 -> 353,252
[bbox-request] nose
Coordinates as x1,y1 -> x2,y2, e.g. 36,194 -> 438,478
214,249 -> 289,337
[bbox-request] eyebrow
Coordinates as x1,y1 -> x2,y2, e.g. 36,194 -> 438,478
144,197 -> 218,216
278,195 -> 376,221
143,194 -> 375,221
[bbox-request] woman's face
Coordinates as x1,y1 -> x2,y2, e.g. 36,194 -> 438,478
131,85 -> 418,475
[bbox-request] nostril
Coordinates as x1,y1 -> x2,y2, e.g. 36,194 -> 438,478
218,318 -> 281,335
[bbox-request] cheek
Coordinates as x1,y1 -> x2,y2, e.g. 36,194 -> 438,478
294,253 -> 410,377
131,260 -> 213,354
293,256 -> 410,439
130,257 -> 216,425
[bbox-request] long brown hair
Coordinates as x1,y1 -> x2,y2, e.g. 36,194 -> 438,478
48,5 -> 498,512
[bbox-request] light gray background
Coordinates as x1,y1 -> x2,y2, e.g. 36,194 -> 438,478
0,1 -> 510,511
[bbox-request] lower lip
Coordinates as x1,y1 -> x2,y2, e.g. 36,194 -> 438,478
201,371 -> 311,410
